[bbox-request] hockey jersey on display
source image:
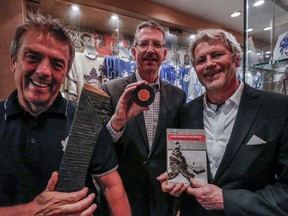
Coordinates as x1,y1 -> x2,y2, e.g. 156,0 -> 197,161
103,56 -> 137,80
61,51 -> 104,102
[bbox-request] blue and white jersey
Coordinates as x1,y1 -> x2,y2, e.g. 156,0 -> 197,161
187,67 -> 205,102
159,62 -> 177,85
273,31 -> 288,61
178,66 -> 191,97
103,56 -> 137,80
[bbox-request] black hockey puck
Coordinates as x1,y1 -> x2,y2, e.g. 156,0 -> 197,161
133,84 -> 155,107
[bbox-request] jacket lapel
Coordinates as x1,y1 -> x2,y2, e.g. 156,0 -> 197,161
127,74 -> 150,152
136,112 -> 150,151
188,95 -> 205,128
213,84 -> 262,182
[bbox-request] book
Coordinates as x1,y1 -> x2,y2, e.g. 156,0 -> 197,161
56,84 -> 110,192
167,128 -> 207,185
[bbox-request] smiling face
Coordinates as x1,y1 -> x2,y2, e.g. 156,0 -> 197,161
194,40 -> 240,102
10,30 -> 70,116
131,28 -> 167,83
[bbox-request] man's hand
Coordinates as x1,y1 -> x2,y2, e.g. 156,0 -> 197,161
156,172 -> 188,197
187,178 -> 224,210
30,172 -> 97,216
111,81 -> 149,131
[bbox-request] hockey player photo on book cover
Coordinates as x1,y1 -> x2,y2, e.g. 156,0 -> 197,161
167,128 -> 207,185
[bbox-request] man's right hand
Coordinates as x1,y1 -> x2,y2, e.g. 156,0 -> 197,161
30,172 -> 96,216
0,172 -> 96,216
110,81 -> 150,131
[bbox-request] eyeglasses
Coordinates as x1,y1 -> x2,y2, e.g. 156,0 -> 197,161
135,40 -> 165,50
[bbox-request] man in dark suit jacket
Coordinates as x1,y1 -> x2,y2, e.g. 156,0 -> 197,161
102,20 -> 186,216
158,29 -> 288,215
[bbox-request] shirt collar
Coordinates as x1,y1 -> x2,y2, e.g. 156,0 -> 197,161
135,70 -> 161,90
229,80 -> 244,106
203,81 -> 244,110
4,90 -> 69,119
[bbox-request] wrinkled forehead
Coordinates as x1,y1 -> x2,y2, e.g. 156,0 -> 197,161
136,27 -> 165,40
21,31 -> 70,60
196,38 -> 224,47
195,38 -> 232,53
21,30 -> 59,45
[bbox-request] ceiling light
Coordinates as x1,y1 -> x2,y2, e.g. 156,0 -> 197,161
264,26 -> 272,31
111,15 -> 118,20
246,28 -> 253,32
253,0 -> 265,7
257,53 -> 261,56
70,4 -> 80,11
265,51 -> 271,54
230,11 -> 241,18
190,34 -> 196,39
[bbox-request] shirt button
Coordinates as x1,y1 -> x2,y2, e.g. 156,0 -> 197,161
215,163 -> 220,168
30,138 -> 36,143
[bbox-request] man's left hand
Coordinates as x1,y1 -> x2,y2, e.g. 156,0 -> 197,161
187,178 -> 224,210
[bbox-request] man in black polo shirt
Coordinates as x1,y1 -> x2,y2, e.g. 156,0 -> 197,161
0,12 -> 130,215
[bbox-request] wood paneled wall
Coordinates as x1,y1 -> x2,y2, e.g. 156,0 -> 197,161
0,0 -> 25,100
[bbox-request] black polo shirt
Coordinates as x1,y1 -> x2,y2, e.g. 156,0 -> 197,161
0,90 -> 117,206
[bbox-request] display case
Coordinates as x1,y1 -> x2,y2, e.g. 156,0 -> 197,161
26,0 -> 202,102
245,0 -> 288,94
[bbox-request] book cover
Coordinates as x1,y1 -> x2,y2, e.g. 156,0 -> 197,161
167,128 -> 207,185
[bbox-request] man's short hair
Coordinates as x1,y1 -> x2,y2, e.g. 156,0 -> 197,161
10,11 -> 75,73
133,20 -> 166,47
188,29 -> 242,66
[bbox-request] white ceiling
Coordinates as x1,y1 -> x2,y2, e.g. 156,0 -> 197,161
151,0 -> 288,46
150,0 -> 244,33
26,0 -> 288,49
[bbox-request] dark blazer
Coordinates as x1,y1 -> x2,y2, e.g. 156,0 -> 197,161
102,73 -> 186,216
179,83 -> 288,216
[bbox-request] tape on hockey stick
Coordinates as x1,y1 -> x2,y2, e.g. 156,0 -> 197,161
56,84 -> 110,192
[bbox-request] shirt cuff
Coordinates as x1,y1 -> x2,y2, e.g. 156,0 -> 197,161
106,120 -> 124,142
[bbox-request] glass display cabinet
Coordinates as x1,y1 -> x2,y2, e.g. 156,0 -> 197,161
245,0 -> 288,94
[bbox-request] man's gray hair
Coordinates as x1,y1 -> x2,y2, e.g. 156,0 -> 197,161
188,29 -> 242,66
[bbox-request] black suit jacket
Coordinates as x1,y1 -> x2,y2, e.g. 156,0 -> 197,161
102,73 -> 186,216
179,83 -> 288,216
